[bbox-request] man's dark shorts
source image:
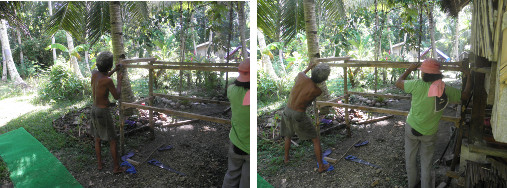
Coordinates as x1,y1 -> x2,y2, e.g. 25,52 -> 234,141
280,107 -> 317,140
91,106 -> 117,141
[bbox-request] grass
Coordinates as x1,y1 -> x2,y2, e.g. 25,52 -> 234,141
0,82 -> 33,100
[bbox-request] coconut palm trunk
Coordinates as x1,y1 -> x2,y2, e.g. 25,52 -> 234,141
110,1 -> 135,104
49,1 -> 57,63
258,30 -> 278,80
303,0 -> 330,113
0,19 -> 25,85
2,55 -> 6,81
66,32 -> 83,78
454,15 -> 459,60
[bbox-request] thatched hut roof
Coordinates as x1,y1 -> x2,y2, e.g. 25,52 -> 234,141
439,0 -> 471,17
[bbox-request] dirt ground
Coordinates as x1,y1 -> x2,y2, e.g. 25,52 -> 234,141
257,87 -> 461,187
3,96 -> 232,187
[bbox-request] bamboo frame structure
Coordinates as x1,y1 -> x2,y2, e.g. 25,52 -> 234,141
117,58 -> 237,154
314,57 -> 464,137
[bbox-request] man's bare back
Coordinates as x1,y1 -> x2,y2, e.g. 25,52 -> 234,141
91,70 -> 121,108
287,72 -> 322,112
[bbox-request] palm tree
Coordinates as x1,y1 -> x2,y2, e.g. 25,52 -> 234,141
46,1 -> 148,104
237,1 -> 248,60
0,2 -> 27,85
0,19 -> 25,85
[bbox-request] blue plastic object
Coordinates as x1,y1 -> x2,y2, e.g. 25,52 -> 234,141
120,161 -> 137,174
317,159 -> 334,172
344,155 -> 380,168
147,159 -> 186,176
157,145 -> 173,151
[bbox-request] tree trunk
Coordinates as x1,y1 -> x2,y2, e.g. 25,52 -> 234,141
110,2 -> 135,104
14,10 -> 23,69
49,1 -> 57,64
66,32 -> 83,78
237,1 -> 248,60
453,15 -> 460,61
258,30 -> 278,80
0,19 -> 25,85
426,3 -> 437,58
178,2 -> 184,95
225,2 -> 233,96
185,6 -> 193,88
303,0 -> 330,113
2,54 -> 6,81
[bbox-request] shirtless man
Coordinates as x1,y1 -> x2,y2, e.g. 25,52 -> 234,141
281,62 -> 331,173
90,51 -> 124,173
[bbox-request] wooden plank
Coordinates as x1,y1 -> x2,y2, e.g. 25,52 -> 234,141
471,67 -> 492,74
347,91 -> 411,100
315,56 -> 351,62
344,60 -> 463,65
343,65 -> 351,137
133,97 -> 153,104
120,58 -> 157,64
316,101 -> 460,123
121,102 -> 231,125
123,64 -> 238,72
469,145 -> 507,158
153,61 -> 240,67
161,119 -> 199,127
149,61 -> 155,137
493,0 -> 504,61
153,93 -> 230,105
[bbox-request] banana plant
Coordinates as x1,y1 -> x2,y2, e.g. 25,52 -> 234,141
45,43 -> 87,64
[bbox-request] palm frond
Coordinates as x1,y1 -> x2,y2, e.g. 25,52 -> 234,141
45,2 -> 85,42
86,1 -> 110,46
257,0 -> 281,41
0,2 -> 29,36
124,1 -> 148,24
320,0 -> 346,21
281,0 -> 305,44
45,43 -> 69,52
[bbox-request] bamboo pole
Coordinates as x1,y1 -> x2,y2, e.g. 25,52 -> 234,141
120,58 -> 157,64
153,61 -> 240,67
153,93 -> 230,105
119,60 -> 125,155
315,56 -> 351,62
327,62 -> 462,71
122,102 -> 231,125
316,101 -> 460,123
123,64 -> 239,72
347,91 -> 411,100
493,0 -> 504,61
149,60 -> 155,139
343,62 -> 351,137
469,145 -> 507,158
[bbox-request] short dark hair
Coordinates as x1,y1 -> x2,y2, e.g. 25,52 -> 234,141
311,63 -> 331,84
422,73 -> 443,82
96,51 -> 114,72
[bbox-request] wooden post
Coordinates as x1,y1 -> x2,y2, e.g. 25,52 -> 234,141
314,100 -> 319,136
149,59 -> 155,139
119,58 -> 125,155
469,54 -> 489,144
343,60 -> 350,137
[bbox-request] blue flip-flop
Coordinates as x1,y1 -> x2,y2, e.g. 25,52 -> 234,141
354,140 -> 369,147
158,145 -> 173,151
121,151 -> 135,161
317,159 -> 334,172
323,148 -> 332,157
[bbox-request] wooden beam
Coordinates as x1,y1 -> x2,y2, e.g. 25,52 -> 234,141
315,56 -> 351,62
123,64 -> 238,72
121,102 -> 231,125
133,97 -> 153,104
153,61 -> 240,67
161,119 -> 199,127
120,58 -> 157,64
469,145 -> 507,158
345,60 -> 462,65
316,101 -> 460,123
471,67 -> 491,74
153,93 -> 230,105
347,91 -> 411,100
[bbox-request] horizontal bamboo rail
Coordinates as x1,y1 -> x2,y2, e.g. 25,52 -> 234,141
123,64 -> 238,72
122,102 -> 231,125
469,145 -> 507,158
347,91 -> 411,100
327,62 -> 462,71
153,61 -> 240,67
316,56 -> 351,62
345,60 -> 463,66
316,101 -> 460,124
153,93 -> 230,105
120,58 -> 157,64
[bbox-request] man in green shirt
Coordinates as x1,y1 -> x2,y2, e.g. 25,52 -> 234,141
396,58 -> 471,188
222,59 -> 250,188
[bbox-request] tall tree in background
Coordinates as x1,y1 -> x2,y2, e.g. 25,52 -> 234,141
66,31 -> 83,78
0,19 -> 25,85
49,1 -> 56,63
237,1 -> 247,60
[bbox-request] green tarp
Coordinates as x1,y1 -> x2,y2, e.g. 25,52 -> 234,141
0,127 -> 82,188
257,173 -> 273,188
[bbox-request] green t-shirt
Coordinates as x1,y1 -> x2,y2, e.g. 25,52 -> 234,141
227,85 -> 250,154
404,80 -> 461,135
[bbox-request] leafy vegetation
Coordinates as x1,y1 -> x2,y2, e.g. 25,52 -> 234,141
37,63 -> 90,102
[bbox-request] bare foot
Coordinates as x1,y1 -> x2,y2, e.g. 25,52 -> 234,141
97,162 -> 104,171
317,163 -> 330,173
284,156 -> 290,164
113,166 -> 126,174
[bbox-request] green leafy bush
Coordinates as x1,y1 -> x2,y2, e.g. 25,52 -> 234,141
37,63 -> 90,102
